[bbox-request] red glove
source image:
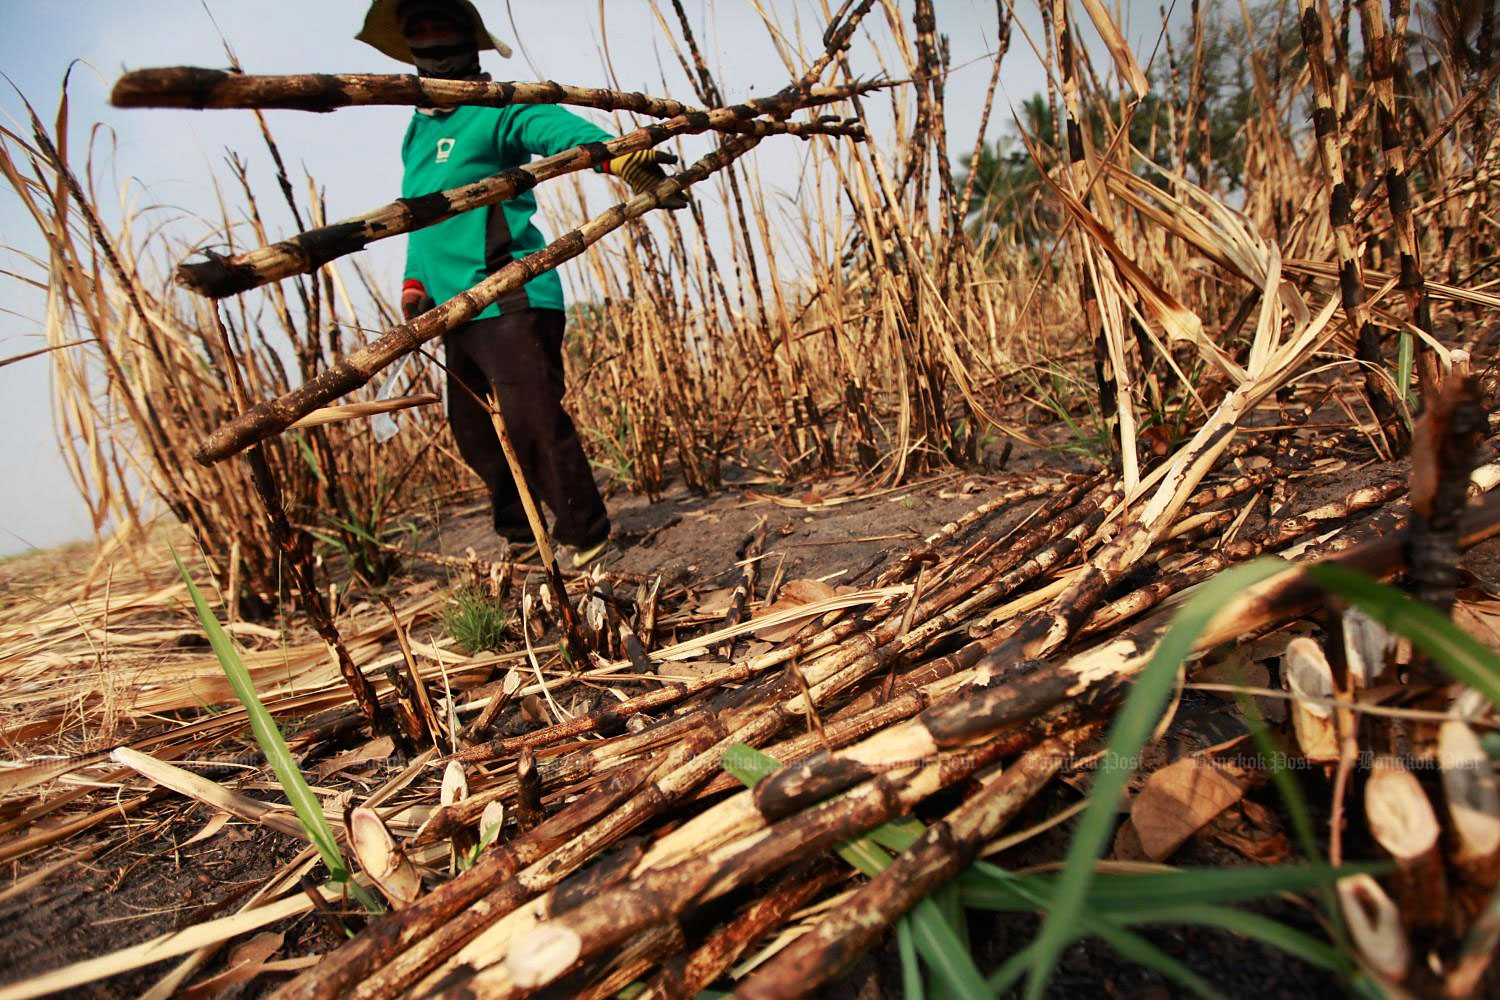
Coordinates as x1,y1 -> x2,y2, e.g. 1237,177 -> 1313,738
402,279 -> 432,321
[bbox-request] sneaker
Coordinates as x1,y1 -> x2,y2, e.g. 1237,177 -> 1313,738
560,537 -> 614,570
498,537 -> 539,563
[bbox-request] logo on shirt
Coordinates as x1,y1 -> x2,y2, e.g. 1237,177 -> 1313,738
435,137 -> 456,163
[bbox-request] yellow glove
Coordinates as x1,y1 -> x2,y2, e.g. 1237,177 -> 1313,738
605,149 -> 688,209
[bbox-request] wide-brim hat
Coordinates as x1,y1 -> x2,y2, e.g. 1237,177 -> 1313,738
357,0 -> 513,63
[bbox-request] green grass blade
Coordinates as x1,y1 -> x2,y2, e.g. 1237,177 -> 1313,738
1128,904 -> 1340,970
721,743 -> 782,789
173,549 -> 348,882
922,881 -> 970,1000
1396,333 -> 1415,417
896,916 -> 925,1000
909,897 -> 990,999
867,815 -> 926,853
1024,557 -> 1292,999
1303,563 -> 1500,706
836,835 -> 894,878
960,863 -> 1376,914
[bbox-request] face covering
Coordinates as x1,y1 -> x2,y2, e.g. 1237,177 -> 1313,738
398,0 -> 482,79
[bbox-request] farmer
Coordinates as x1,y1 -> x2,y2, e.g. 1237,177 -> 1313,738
357,0 -> 684,568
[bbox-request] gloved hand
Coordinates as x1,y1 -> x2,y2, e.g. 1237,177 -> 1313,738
605,149 -> 689,209
402,278 -> 434,322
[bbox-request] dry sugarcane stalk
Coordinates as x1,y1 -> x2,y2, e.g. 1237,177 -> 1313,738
470,732 -> 1023,995
457,477 -> 1085,765
635,859 -> 843,1000
1356,0 -> 1443,397
194,133 -> 761,464
341,723 -> 773,999
403,841 -> 661,997
569,923 -> 686,1000
1365,755 -> 1449,933
655,694 -> 1110,877
111,67 -> 877,119
384,597 -> 441,748
875,476 -> 1085,586
744,492 -> 1500,818
173,105 -> 863,299
1296,0 -> 1403,442
349,807 -> 422,910
462,667 -> 523,743
1284,637 -> 1343,763
721,517 -> 768,655
484,392 -> 591,667
515,748 -> 544,833
267,758 -> 655,1000
244,440 -> 392,736
737,729 -> 1092,998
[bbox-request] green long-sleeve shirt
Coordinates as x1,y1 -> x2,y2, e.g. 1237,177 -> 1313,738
401,103 -> 613,318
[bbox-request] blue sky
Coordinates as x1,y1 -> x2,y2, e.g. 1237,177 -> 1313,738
0,0 -> 1175,556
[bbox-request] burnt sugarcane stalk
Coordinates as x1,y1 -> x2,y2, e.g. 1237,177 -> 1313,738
1357,0 -> 1444,399
1297,0 -> 1405,444
721,517 -> 767,656
737,730 -> 1092,998
636,860 -> 844,1000
194,134 -> 760,465
173,108 -> 863,299
111,66 -> 876,119
243,443 -> 392,737
461,732 -> 1023,996
268,759 -> 656,1000
875,476 -> 1086,585
458,479 -> 1084,763
745,492 -> 1500,821
347,721 -> 785,999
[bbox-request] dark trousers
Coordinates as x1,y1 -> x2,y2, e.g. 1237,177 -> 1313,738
443,309 -> 609,548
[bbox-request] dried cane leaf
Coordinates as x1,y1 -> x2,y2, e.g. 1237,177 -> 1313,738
1131,757 -> 1246,861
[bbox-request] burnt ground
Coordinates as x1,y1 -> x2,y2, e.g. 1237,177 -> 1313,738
2,434 -> 1498,998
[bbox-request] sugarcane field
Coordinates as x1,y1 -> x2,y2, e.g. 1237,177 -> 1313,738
2,0 -> 1500,996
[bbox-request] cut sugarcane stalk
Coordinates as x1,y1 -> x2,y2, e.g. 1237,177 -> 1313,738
1365,755 -> 1447,933
1284,637 -> 1340,762
349,807 -> 422,909
1338,873 -> 1410,981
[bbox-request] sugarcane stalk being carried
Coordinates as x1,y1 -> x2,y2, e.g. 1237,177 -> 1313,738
111,66 -> 873,120
168,105 -> 864,299
190,132 -> 757,467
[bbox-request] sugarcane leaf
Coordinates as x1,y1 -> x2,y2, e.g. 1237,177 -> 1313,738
867,815 -> 926,853
1024,557 -> 1292,999
173,548 -> 349,883
723,744 -> 922,879
896,916 -> 925,1000
1127,904 -> 1340,970
721,743 -> 783,789
836,835 -> 893,878
1303,563 -> 1500,706
926,881 -> 973,1000
960,862 -> 1377,913
908,897 -> 990,999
